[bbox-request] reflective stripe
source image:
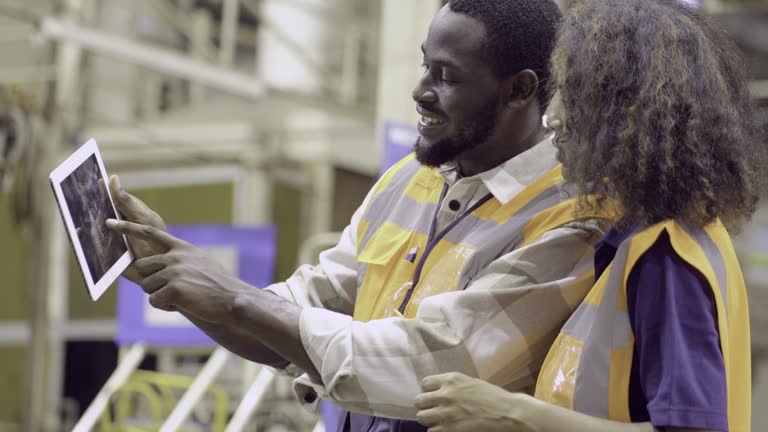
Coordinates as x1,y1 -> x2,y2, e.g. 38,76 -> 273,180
359,196 -> 437,252
356,262 -> 368,291
359,158 -> 428,252
358,164 -> 569,290
453,185 -> 568,289
572,241 -> 632,418
354,158 -> 605,321
539,220 -> 739,423
679,221 -> 729,313
445,184 -> 565,248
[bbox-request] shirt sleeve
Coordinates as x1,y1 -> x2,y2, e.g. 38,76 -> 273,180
292,221 -> 607,419
265,172 -> 384,315
265,217 -> 360,315
627,231 -> 729,432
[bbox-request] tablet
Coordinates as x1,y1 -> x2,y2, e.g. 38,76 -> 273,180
50,138 -> 133,300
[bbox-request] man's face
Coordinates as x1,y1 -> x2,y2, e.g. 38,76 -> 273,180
412,5 -> 503,168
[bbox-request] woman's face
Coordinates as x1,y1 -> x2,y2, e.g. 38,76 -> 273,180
544,90 -> 572,178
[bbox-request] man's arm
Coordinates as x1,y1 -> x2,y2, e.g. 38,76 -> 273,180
178,309 -> 289,368
108,174 -> 362,369
109,216 -> 603,419
174,221 -> 363,370
285,221 -> 606,419
106,175 -> 291,366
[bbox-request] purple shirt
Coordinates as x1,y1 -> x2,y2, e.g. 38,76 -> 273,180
594,225 -> 729,431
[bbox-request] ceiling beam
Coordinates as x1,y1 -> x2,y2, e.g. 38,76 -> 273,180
41,17 -> 267,100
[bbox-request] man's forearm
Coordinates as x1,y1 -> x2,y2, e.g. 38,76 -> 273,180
179,310 -> 290,368
228,284 -> 321,381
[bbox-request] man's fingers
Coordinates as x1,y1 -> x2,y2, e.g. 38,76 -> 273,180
135,255 -> 170,277
140,267 -> 174,294
109,176 -> 166,228
106,219 -> 181,249
121,266 -> 144,285
148,285 -> 176,311
109,175 -> 137,214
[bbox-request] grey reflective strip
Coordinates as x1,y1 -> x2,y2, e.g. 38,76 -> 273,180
369,197 -> 436,242
561,302 -> 598,339
678,222 -> 729,314
358,158 -> 433,252
453,185 -> 566,288
357,262 -> 368,290
444,184 -> 565,248
571,241 -> 633,419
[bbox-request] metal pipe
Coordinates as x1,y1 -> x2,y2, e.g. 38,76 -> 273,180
225,367 -> 278,432
71,343 -> 148,432
159,347 -> 232,432
41,18 -> 266,100
219,0 -> 240,66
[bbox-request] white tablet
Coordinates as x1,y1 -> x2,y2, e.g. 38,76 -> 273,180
50,138 -> 133,300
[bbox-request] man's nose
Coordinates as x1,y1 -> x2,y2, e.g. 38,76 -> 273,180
412,77 -> 437,104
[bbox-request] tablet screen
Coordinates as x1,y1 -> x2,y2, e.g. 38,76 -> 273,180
50,138 -> 132,300
61,153 -> 127,282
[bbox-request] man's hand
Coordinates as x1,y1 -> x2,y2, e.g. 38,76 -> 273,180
415,373 -> 535,432
106,175 -> 169,283
106,219 -> 247,324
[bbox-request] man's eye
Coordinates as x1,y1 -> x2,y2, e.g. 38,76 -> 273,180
441,75 -> 457,85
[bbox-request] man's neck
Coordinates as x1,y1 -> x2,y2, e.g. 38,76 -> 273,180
457,127 -> 548,177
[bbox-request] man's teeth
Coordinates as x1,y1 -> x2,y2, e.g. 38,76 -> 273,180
421,116 -> 445,126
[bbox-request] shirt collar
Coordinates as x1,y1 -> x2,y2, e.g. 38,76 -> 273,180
438,135 -> 559,205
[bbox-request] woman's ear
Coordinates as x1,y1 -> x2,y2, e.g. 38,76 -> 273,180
504,69 -> 539,109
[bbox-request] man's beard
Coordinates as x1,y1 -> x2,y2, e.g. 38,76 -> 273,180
414,99 -> 499,168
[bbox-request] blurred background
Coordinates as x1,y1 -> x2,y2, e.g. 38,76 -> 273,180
0,0 -> 764,431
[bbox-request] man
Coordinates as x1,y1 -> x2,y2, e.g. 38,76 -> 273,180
107,1 -> 616,430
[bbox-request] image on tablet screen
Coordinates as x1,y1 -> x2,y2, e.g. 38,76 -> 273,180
60,154 -> 127,283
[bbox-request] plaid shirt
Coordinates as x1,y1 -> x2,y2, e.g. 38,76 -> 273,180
267,138 -> 608,419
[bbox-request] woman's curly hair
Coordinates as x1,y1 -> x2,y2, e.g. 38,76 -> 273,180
552,0 -> 764,231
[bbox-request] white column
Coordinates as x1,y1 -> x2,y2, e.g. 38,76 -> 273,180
189,8 -> 213,104
256,0 -> 343,94
219,0 -> 240,66
85,0 -> 140,123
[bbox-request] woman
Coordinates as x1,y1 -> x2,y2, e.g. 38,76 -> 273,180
414,0 -> 762,431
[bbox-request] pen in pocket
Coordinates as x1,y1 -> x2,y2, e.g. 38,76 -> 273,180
405,246 -> 419,263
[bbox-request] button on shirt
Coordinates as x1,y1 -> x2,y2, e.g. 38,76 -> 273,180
266,136 -> 610,420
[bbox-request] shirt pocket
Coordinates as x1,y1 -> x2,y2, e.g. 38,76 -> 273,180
354,222 -> 425,321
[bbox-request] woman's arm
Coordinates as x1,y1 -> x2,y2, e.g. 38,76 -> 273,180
414,373 -> 718,432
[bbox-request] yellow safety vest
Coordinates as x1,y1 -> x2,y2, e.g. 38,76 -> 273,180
353,154 -> 619,321
535,220 -> 751,432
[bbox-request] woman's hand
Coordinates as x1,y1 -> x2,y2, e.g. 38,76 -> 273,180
415,372 -> 536,432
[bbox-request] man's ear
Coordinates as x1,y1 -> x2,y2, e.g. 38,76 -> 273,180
503,69 -> 539,109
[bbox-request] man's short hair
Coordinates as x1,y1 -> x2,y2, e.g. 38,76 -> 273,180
448,0 -> 561,111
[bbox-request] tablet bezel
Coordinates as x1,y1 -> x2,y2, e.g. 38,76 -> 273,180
49,138 -> 133,301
